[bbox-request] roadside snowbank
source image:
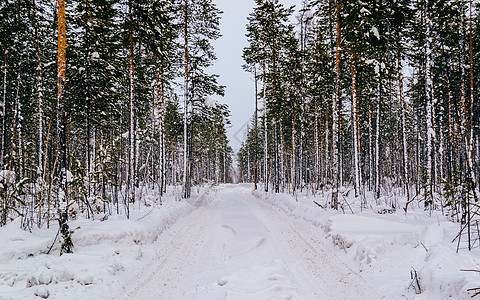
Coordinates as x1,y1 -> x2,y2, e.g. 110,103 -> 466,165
253,188 -> 480,299
0,186 -> 214,299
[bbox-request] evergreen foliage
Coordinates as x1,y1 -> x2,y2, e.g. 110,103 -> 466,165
0,0 -> 232,249
239,0 -> 480,247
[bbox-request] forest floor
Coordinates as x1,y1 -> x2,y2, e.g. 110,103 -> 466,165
1,184 -> 479,299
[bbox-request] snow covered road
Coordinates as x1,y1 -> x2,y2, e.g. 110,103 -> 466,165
120,185 -> 383,300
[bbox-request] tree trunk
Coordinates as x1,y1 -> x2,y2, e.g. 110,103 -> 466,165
399,55 -> 409,201
291,103 -> 296,195
33,0 -> 44,178
183,0 -> 189,198
57,0 -> 67,202
254,67 -> 258,190
128,0 -> 135,215
57,0 -> 71,253
351,54 -> 360,198
314,98 -> 319,191
15,70 -> 23,179
425,0 -> 434,209
263,63 -> 268,192
468,0 -> 477,199
375,73 -> 381,201
325,101 -> 329,188
368,101 -> 373,192
332,0 -> 340,209
1,54 -> 7,170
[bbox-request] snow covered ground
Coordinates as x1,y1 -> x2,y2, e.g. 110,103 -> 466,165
256,187 -> 480,299
1,184 -> 479,299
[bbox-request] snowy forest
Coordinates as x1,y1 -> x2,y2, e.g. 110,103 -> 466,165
0,0 -> 234,234
2,0 -> 480,298
238,0 -> 479,239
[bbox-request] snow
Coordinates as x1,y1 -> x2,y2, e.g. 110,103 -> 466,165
372,26 -> 380,40
90,52 -> 100,60
0,187 -> 199,299
0,170 -> 15,183
256,188 -> 480,299
1,185 -> 479,299
360,7 -> 370,14
205,96 -> 217,108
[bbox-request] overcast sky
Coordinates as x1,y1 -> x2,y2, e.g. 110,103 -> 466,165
209,0 -> 299,153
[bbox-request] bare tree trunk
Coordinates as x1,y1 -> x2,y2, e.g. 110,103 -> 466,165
128,0 -> 135,215
215,125 -> 219,184
155,65 -> 165,197
1,54 -> 7,169
263,63 -> 268,192
291,101 -> 296,195
425,0 -> 434,209
254,67 -> 258,190
468,0 -> 477,198
57,0 -> 67,203
274,118 -> 279,193
332,0 -> 340,209
325,101 -> 329,187
314,98 -> 319,190
158,67 -> 166,196
57,0 -> 72,254
368,102 -> 373,192
399,55 -> 409,201
375,74 -> 381,201
351,53 -> 360,198
33,0 -> 45,224
33,0 -> 44,178
183,0 -> 189,198
14,70 -> 23,178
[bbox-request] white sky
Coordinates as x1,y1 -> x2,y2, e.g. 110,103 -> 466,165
210,0 -> 299,153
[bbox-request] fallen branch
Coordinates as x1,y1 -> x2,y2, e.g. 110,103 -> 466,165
313,201 -> 326,210
452,205 -> 480,243
420,241 -> 428,252
137,208 -> 154,221
46,226 -> 60,255
461,269 -> 480,273
408,267 -> 421,294
467,287 -> 480,298
403,193 -> 419,214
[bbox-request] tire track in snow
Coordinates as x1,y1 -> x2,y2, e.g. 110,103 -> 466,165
120,202 -> 221,299
118,185 -> 385,299
248,194 -> 385,300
